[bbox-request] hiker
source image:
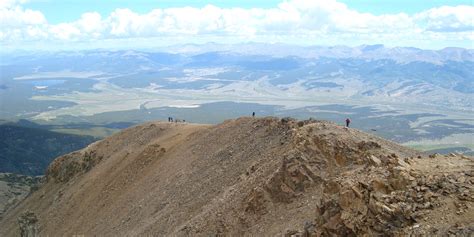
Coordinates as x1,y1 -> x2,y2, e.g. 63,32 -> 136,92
345,118 -> 351,127
252,112 -> 255,117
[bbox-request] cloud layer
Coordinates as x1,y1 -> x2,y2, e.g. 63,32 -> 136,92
1,0 -> 473,48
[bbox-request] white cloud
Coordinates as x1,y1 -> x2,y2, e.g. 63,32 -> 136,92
416,5 -> 474,32
77,12 -> 103,35
49,23 -> 81,40
0,0 -> 28,9
0,1 -> 47,41
1,0 -> 473,48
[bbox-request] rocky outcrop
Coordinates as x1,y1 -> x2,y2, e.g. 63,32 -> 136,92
46,150 -> 104,183
0,118 -> 472,236
0,174 -> 42,220
18,211 -> 38,237
239,119 -> 473,236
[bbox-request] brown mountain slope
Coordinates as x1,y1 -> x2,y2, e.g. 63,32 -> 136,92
0,117 -> 472,236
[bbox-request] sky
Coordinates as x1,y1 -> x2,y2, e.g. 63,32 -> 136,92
1,0 -> 473,50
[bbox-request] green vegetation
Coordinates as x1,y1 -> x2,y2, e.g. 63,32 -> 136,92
51,127 -> 120,138
0,173 -> 42,188
0,124 -> 96,176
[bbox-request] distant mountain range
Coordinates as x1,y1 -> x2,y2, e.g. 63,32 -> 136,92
159,43 -> 474,64
3,44 -> 471,113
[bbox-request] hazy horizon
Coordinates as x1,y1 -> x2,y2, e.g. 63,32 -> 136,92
1,42 -> 474,54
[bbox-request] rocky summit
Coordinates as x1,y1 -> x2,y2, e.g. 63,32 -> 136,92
0,117 -> 472,236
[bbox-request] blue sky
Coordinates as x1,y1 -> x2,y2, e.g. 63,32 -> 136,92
1,0 -> 473,50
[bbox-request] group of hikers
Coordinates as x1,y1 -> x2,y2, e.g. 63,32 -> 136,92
167,117 -> 185,123
251,112 -> 352,128
167,113 -> 352,128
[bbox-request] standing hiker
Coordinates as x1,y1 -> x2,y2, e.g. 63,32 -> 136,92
252,112 -> 255,117
345,118 -> 351,128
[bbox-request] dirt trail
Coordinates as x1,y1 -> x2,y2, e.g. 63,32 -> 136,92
0,117 -> 472,236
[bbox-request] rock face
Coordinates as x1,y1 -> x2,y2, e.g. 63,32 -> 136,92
18,211 -> 38,237
0,173 -> 42,219
0,117 -> 472,236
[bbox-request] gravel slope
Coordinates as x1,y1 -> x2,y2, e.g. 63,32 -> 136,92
0,117 -> 472,236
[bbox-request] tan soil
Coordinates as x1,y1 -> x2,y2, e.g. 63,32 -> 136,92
0,117 -> 472,236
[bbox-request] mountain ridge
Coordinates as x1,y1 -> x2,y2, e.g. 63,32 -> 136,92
0,117 -> 472,236
3,43 -> 473,64
158,43 -> 474,64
